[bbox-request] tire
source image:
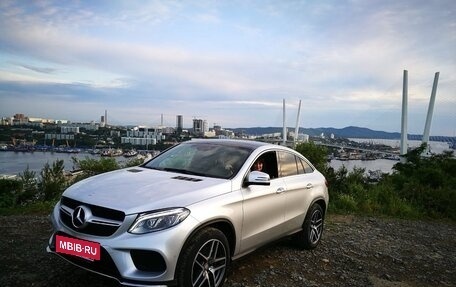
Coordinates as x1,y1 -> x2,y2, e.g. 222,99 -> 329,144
294,203 -> 324,250
177,227 -> 230,287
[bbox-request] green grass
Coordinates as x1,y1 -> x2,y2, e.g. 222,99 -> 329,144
0,200 -> 56,216
327,182 -> 441,220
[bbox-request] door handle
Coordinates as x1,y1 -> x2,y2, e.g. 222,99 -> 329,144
306,183 -> 313,189
276,187 -> 286,194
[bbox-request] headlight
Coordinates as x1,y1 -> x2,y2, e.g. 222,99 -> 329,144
128,208 -> 190,234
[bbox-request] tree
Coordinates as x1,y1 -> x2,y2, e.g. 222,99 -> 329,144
295,142 -> 328,172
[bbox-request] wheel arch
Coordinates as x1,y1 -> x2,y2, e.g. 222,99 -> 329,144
181,219 -> 237,258
310,197 -> 327,216
175,221 -> 234,286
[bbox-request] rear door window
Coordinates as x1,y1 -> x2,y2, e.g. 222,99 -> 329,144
278,151 -> 299,177
298,158 -> 314,173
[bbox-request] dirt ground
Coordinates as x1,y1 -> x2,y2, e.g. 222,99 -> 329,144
0,214 -> 455,287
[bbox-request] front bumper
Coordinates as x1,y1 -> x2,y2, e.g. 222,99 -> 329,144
47,203 -> 198,286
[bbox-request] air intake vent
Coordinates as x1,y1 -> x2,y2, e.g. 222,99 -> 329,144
127,168 -> 143,173
172,176 -> 202,182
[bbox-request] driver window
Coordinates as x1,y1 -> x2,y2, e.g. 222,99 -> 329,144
250,151 -> 278,179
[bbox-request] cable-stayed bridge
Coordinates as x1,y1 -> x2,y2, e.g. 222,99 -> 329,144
314,142 -> 399,156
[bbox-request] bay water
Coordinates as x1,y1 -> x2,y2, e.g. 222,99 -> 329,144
0,151 -> 99,176
0,150 -> 396,177
1,139 -> 452,176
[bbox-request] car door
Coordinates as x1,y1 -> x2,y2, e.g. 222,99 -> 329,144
240,150 -> 287,253
278,151 -> 319,233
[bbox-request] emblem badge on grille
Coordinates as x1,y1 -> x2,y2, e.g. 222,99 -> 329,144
72,205 -> 91,229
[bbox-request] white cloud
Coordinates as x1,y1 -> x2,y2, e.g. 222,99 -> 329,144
0,0 -> 454,135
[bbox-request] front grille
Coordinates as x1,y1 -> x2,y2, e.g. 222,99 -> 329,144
60,196 -> 125,236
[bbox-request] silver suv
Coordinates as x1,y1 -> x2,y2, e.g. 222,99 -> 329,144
47,139 -> 329,287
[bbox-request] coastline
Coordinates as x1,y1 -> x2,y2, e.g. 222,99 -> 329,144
1,139 -> 452,176
1,150 -> 398,177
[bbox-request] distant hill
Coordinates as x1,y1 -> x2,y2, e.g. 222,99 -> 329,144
232,126 -> 401,138
231,126 -> 456,143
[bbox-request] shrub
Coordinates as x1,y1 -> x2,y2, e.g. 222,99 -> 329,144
330,194 -> 357,213
17,166 -> 39,204
72,157 -> 120,180
123,157 -> 145,168
391,145 -> 456,219
370,181 -> 420,218
39,160 -> 67,201
0,178 -> 21,208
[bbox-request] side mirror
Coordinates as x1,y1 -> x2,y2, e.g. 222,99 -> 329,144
245,171 -> 271,186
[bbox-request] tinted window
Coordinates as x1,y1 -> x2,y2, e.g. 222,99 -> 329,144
144,142 -> 252,179
279,151 -> 298,177
297,157 -> 314,173
300,158 -> 314,173
297,157 -> 305,174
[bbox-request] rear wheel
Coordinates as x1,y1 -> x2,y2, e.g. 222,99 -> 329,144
177,227 -> 230,287
294,203 -> 324,249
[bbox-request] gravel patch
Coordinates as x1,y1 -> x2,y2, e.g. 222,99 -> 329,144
1,214 -> 454,286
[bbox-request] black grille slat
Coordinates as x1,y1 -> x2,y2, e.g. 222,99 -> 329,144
88,204 -> 125,221
61,197 -> 125,220
172,175 -> 202,182
61,196 -> 79,209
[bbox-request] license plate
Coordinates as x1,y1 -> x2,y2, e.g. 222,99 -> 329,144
56,235 -> 101,261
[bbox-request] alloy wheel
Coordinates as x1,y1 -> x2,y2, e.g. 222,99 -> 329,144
191,239 -> 227,287
309,209 -> 323,245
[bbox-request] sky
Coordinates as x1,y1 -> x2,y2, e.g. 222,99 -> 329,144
0,0 -> 455,136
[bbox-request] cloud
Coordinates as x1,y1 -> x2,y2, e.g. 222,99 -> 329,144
17,63 -> 57,74
0,0 -> 455,135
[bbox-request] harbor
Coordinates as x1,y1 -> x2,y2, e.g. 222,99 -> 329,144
0,147 -> 405,178
0,149 -> 156,177
0,138 -> 453,177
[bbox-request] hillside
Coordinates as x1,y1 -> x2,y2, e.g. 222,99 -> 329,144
232,126 -> 455,142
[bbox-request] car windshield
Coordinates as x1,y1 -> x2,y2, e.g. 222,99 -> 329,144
143,142 -> 253,179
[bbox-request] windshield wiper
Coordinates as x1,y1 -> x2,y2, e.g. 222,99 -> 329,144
144,166 -> 160,170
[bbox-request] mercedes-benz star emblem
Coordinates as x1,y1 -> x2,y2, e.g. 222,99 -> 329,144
72,205 -> 91,229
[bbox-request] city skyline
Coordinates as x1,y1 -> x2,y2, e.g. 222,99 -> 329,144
4,111 -> 456,141
0,1 -> 455,136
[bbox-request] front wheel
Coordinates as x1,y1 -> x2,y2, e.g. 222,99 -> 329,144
177,227 -> 230,287
294,203 -> 324,250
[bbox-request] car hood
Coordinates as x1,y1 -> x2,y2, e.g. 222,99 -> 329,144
63,167 -> 232,215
